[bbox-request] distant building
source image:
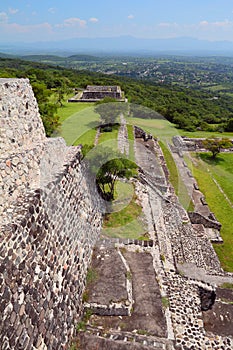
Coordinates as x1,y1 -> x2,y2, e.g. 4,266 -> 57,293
68,85 -> 124,102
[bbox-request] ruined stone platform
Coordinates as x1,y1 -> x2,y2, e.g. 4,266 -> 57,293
77,238 -> 171,349
77,125 -> 233,350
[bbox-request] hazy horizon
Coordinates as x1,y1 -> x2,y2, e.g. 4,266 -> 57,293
1,0 -> 233,45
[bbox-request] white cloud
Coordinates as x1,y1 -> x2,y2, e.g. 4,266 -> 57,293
56,17 -> 87,28
199,19 -> 232,28
128,14 -> 134,20
199,20 -> 209,27
48,8 -> 56,14
158,22 -> 178,28
6,22 -> 52,34
8,8 -> 19,15
0,12 -> 8,24
89,17 -> 99,23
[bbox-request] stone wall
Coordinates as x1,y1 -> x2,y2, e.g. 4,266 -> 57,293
81,85 -> 122,100
173,135 -> 233,152
0,79 -> 103,349
0,78 -> 45,155
0,78 -> 45,219
188,211 -> 222,230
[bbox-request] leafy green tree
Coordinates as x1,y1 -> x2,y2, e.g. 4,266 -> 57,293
31,82 -> 51,104
95,99 -> 127,127
225,118 -> 233,132
31,82 -> 60,136
96,158 -> 137,200
173,113 -> 196,131
40,103 -> 60,137
55,77 -> 72,107
202,137 -> 232,158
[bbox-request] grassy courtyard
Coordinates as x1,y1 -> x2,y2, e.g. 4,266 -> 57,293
57,102 -> 99,146
58,101 -> 233,269
188,152 -> 233,271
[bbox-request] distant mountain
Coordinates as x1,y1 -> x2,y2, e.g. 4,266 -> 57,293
1,36 -> 233,56
21,54 -> 67,62
21,54 -> 100,62
0,52 -> 16,59
68,54 -> 102,61
15,53 -> 102,67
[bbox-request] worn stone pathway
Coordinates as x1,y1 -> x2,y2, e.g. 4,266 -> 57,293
118,114 -> 129,156
76,131 -> 233,350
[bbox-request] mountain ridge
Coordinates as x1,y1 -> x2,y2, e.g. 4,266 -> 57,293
1,36 -> 233,56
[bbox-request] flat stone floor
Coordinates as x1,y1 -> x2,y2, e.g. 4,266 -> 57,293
87,247 -> 167,337
77,244 -> 168,349
87,247 -> 128,305
203,287 -> 233,337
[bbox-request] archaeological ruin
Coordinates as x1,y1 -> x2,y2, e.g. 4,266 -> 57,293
0,78 -> 233,350
68,85 -> 124,102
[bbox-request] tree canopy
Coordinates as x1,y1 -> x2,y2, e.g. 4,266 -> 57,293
94,99 -> 127,127
1,57 -> 233,135
96,158 -> 137,200
202,137 -> 232,158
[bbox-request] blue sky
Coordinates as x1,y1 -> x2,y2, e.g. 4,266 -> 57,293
1,0 -> 233,42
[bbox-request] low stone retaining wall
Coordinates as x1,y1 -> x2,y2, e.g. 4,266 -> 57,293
188,212 -> 222,230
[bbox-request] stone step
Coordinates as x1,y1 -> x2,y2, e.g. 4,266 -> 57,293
78,327 -> 171,350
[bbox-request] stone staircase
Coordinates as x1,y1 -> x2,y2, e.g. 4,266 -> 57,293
78,327 -> 174,350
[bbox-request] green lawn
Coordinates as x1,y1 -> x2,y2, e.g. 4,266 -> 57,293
126,117 -> 177,141
103,182 -> 145,239
198,153 -> 233,204
98,124 -> 119,144
159,141 -> 194,211
127,124 -> 135,161
179,130 -> 233,139
189,152 -> 233,272
58,102 -> 232,266
73,128 -> 97,147
57,101 -> 95,122
58,104 -> 100,145
126,116 -> 233,140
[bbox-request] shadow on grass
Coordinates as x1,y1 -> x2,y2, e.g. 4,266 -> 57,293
87,121 -> 100,129
198,152 -> 225,165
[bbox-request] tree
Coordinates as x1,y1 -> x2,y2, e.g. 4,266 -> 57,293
40,103 -> 60,136
32,82 -> 60,136
95,99 -> 127,127
225,118 -> 233,132
96,158 -> 137,200
173,113 -> 196,131
202,137 -> 232,158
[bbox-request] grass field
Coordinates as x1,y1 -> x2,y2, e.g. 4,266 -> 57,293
103,182 -> 145,239
159,141 -> 194,211
127,124 -> 135,161
58,101 -> 233,146
188,152 -> 233,272
58,102 -> 233,268
126,116 -> 233,140
58,104 -> 99,146
57,101 -> 94,122
73,128 -> 97,147
178,130 -> 233,139
98,124 -> 119,144
126,117 -> 177,141
199,153 -> 233,204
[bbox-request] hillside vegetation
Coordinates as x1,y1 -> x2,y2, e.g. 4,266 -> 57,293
1,56 -> 233,136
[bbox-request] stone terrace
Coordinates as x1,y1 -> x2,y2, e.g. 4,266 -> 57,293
77,124 -> 233,350
69,85 -> 124,102
0,79 -> 103,350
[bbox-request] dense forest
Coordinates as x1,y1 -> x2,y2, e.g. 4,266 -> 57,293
1,56 -> 233,136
